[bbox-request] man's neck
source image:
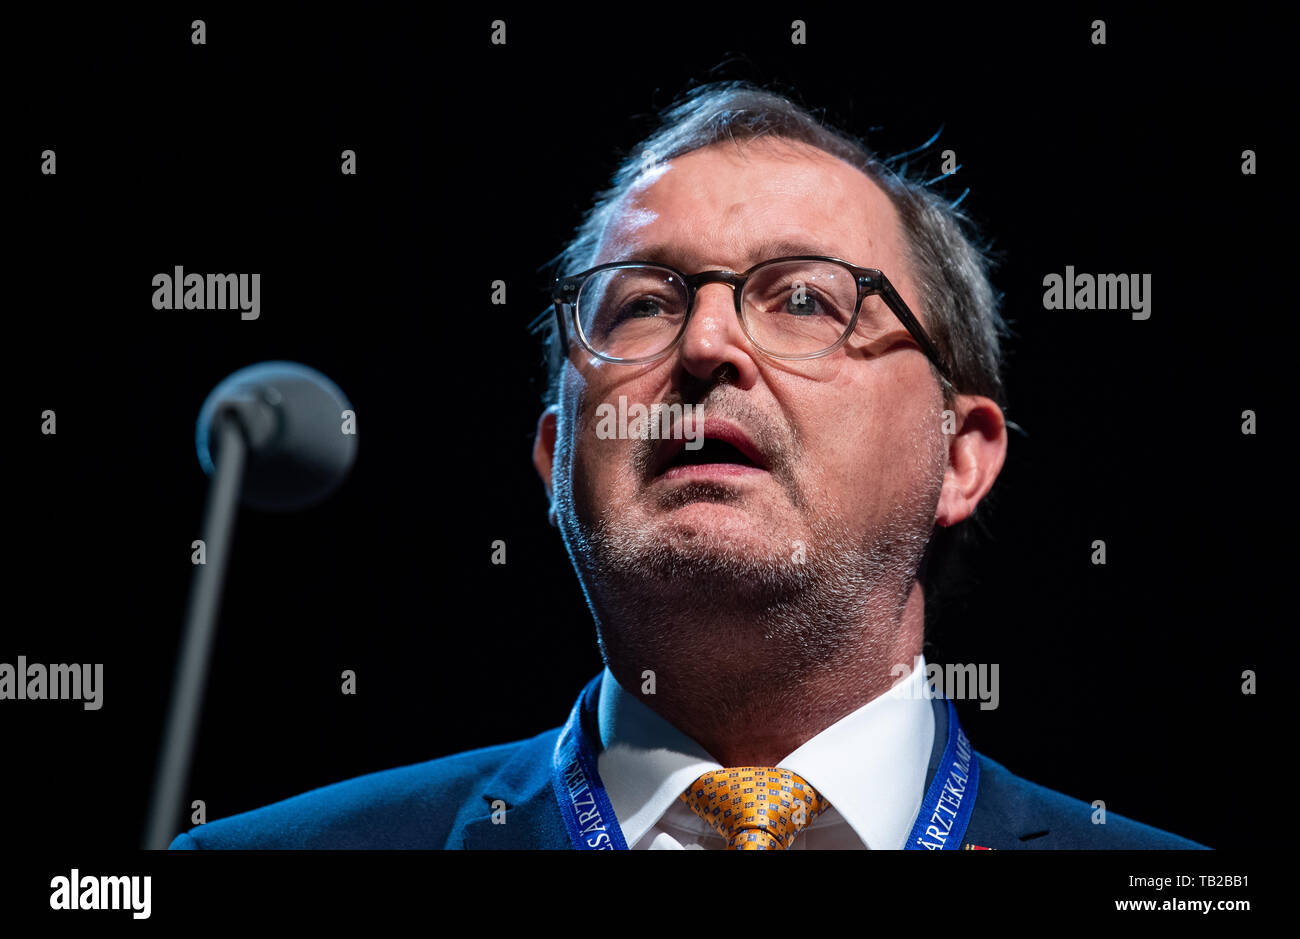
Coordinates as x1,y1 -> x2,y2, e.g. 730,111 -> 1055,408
599,582 -> 926,767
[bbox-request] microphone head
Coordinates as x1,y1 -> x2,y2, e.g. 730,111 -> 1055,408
196,361 -> 359,511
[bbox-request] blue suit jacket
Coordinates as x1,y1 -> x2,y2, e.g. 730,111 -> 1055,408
170,675 -> 1207,850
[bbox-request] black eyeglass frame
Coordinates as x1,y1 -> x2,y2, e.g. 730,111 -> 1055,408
552,255 -> 954,386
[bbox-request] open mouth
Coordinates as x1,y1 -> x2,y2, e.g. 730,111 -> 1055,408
651,422 -> 770,479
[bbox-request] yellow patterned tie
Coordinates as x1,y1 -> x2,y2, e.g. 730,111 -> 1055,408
679,767 -> 829,849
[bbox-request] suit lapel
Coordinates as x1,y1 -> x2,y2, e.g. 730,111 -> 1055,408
457,727 -> 571,849
459,679 -> 607,849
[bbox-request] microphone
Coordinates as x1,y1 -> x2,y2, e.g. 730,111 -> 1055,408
195,360 -> 359,510
143,362 -> 358,849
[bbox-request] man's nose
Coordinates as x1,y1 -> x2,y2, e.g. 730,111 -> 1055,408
675,282 -> 760,386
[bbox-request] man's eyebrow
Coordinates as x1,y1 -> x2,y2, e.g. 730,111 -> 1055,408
630,239 -> 848,271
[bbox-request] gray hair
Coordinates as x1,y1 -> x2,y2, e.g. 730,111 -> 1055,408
533,79 -> 1008,410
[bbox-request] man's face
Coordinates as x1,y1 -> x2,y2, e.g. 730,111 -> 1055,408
540,138 -> 951,610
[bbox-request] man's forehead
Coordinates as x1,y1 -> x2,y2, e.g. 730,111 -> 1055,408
595,139 -> 903,270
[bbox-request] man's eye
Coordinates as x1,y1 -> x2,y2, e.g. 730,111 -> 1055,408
783,289 -> 825,316
604,297 -> 669,330
618,297 -> 665,319
774,284 -> 837,314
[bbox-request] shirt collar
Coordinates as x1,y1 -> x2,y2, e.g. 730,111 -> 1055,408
594,656 -> 935,849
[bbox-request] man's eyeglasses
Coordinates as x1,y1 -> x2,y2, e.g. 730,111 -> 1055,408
552,255 -> 953,385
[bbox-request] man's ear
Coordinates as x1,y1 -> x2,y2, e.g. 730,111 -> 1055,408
533,404 -> 560,527
935,395 -> 1007,528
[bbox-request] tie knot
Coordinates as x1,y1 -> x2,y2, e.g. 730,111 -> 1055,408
679,767 -> 828,849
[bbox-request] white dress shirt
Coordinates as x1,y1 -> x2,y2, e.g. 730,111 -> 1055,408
595,656 -> 936,849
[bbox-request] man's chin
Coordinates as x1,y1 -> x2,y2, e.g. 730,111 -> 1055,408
652,501 -> 785,553
597,507 -> 809,590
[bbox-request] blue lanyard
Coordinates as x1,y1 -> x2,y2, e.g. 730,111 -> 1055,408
550,675 -> 628,849
905,695 -> 980,849
551,673 -> 980,850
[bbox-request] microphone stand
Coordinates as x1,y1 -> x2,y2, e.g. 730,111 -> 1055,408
143,411 -> 248,850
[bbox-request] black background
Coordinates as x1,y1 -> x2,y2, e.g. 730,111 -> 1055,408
5,5 -> 1284,855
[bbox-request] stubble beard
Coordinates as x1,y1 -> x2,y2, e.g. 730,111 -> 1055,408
557,456 -> 944,734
